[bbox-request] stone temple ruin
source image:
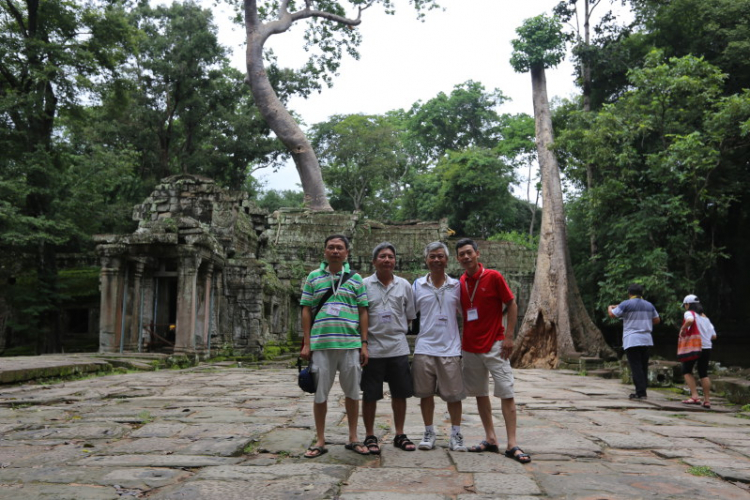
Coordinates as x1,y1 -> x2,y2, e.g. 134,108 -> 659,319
94,175 -> 536,357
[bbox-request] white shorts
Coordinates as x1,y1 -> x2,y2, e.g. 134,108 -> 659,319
462,340 -> 514,399
311,349 -> 362,404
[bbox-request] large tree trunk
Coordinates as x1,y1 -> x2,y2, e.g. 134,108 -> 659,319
244,1 -> 332,211
512,64 -> 615,369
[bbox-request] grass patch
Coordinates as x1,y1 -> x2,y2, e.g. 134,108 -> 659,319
137,410 -> 154,424
687,466 -> 717,477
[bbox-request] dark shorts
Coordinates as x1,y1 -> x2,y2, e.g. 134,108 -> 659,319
361,355 -> 413,401
682,349 -> 711,379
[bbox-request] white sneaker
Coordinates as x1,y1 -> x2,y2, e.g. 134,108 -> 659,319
449,432 -> 468,452
418,429 -> 436,450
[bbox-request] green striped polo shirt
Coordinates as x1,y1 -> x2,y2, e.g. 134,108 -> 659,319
300,262 -> 369,350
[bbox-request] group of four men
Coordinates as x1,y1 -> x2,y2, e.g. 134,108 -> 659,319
299,234 -> 530,464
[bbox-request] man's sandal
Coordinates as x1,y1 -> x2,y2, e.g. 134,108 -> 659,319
702,401 -> 711,409
505,446 -> 531,464
393,434 -> 416,451
345,442 -> 370,455
682,398 -> 701,405
303,446 -> 328,458
468,440 -> 500,453
364,435 -> 381,455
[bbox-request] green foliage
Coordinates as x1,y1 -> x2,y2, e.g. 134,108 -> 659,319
255,190 -> 306,212
558,52 -> 750,323
432,147 -> 517,239
510,14 -> 567,72
403,80 -> 509,165
489,231 -> 539,251
312,113 -> 406,218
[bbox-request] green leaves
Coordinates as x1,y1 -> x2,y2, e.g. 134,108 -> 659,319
557,51 -> 750,319
510,14 -> 567,73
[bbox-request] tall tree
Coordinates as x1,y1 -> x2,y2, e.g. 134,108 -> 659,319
509,14 -> 615,368
0,0 -> 130,352
81,1 -> 284,193
243,0 -> 438,210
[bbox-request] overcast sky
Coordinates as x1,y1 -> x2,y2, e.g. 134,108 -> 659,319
213,0 -> 628,192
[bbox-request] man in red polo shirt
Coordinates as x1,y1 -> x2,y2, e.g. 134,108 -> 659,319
455,238 -> 530,464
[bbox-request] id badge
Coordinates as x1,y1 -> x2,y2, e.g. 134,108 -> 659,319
380,311 -> 393,324
326,303 -> 342,317
467,308 -> 479,322
437,314 -> 449,327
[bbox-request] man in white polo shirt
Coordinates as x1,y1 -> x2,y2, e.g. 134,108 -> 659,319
361,242 -> 418,453
411,241 -> 467,452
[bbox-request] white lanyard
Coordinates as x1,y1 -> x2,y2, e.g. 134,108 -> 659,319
426,273 -> 447,314
375,281 -> 394,310
464,268 -> 485,308
329,270 -> 345,299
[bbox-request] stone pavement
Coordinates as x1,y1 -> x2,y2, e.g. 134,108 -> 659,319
1,362 -> 750,500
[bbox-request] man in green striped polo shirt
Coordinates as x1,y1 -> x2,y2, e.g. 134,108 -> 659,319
300,234 -> 370,458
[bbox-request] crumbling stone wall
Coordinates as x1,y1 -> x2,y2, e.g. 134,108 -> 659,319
96,176 -> 536,357
261,209 -> 536,340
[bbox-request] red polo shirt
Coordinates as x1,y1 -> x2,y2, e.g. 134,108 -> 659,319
460,263 -> 514,354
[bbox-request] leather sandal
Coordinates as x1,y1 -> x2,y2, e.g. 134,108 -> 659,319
364,435 -> 381,455
393,434 -> 416,451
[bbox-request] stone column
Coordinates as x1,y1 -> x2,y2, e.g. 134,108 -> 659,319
174,254 -> 199,353
126,260 -> 146,352
212,270 -> 224,355
201,262 -> 214,350
98,257 -> 123,353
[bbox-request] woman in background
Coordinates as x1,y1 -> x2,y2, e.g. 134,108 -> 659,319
680,294 -> 717,409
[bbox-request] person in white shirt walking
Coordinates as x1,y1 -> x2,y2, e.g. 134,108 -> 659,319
679,294 -> 718,409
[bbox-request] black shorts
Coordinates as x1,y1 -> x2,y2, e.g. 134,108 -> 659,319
361,355 -> 413,401
682,349 -> 711,379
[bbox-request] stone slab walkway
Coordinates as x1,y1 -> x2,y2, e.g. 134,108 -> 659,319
1,360 -> 749,499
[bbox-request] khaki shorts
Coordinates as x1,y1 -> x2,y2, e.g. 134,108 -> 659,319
462,340 -> 515,399
412,354 -> 466,403
311,349 -> 362,404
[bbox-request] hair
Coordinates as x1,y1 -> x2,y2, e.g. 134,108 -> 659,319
424,241 -> 449,258
324,234 -> 350,250
627,283 -> 644,297
372,241 -> 396,261
455,238 -> 478,253
686,302 -> 705,315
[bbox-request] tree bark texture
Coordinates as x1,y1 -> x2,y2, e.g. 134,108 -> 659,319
512,65 -> 615,368
244,0 -> 332,211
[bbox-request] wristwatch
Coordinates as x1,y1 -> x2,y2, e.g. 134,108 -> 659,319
361,340 -> 368,344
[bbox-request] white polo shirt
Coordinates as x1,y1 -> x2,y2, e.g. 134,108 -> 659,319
412,274 -> 462,357
363,273 -> 416,358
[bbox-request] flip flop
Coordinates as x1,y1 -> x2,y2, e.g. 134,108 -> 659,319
682,398 -> 701,405
364,435 -> 381,455
303,446 -> 328,459
505,446 -> 531,464
702,402 -> 711,409
468,440 -> 500,453
345,442 -> 370,455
